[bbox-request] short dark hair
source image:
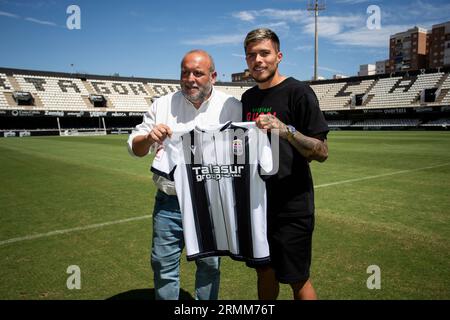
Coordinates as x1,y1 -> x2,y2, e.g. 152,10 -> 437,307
244,28 -> 280,53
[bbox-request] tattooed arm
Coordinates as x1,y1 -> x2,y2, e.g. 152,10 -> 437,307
255,114 -> 328,162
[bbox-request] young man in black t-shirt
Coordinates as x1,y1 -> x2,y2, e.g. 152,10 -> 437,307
241,28 -> 329,300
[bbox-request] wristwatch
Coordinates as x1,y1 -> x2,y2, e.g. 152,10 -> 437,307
286,125 -> 296,140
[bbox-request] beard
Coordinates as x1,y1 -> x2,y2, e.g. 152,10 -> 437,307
252,67 -> 277,84
181,82 -> 212,104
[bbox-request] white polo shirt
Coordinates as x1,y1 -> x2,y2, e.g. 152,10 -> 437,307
127,88 -> 242,195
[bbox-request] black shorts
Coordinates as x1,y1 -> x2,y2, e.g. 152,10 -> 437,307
248,214 -> 315,284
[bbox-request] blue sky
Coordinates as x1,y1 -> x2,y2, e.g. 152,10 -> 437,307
0,0 -> 449,81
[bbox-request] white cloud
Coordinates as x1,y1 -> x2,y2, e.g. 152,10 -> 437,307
264,21 -> 289,29
335,0 -> 373,3
25,17 -> 57,26
232,53 -> 245,58
183,22 -> 290,48
330,24 -> 412,47
304,21 -> 342,36
258,8 -> 307,23
182,34 -> 243,46
231,8 -> 388,48
294,45 -> 313,51
0,10 -> 19,18
232,4 -> 448,50
0,10 -> 59,27
231,8 -> 386,48
382,1 -> 450,26
302,15 -> 364,36
232,11 -> 255,22
404,0 -> 450,20
233,8 -> 308,23
258,21 -> 290,35
282,60 -> 297,66
316,66 -> 345,74
184,9 -> 299,47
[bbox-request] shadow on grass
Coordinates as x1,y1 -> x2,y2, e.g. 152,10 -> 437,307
106,288 -> 194,300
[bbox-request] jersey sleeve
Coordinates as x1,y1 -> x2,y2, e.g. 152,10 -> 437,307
150,137 -> 179,181
257,128 -> 277,178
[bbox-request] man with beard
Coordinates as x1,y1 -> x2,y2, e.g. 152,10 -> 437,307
128,50 -> 241,300
241,28 -> 329,300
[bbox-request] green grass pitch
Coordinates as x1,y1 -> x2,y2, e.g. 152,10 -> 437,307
0,131 -> 449,299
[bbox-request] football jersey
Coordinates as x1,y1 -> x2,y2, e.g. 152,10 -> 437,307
151,121 -> 274,264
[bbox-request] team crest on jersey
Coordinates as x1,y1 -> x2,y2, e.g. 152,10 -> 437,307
233,139 -> 243,156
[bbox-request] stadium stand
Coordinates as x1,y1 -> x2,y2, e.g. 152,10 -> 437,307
326,119 -> 354,128
312,79 -> 376,110
215,85 -> 249,100
437,74 -> 450,105
14,73 -> 90,110
420,118 -> 450,128
1,66 -> 450,137
352,118 -> 422,127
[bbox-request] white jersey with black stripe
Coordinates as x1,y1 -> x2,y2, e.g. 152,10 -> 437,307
151,121 -> 274,264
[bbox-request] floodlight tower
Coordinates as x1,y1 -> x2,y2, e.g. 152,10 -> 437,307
307,0 -> 326,80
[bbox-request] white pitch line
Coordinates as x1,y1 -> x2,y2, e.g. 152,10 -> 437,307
1,162 -> 449,247
315,162 -> 450,189
0,215 -> 152,246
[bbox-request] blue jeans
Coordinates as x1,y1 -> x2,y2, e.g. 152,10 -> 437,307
151,190 -> 221,300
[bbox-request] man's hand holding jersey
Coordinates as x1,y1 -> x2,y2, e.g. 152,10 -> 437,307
146,124 -> 173,145
132,123 -> 173,157
255,114 -> 289,139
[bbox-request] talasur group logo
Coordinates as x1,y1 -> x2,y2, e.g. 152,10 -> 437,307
192,165 -> 245,182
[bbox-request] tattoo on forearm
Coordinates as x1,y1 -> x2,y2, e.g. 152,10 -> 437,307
289,133 -> 328,162
258,114 -> 328,162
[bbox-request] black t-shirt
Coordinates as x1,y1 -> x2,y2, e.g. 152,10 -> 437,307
241,77 -> 329,217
